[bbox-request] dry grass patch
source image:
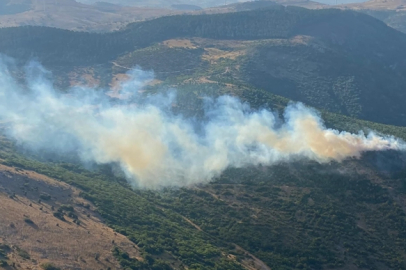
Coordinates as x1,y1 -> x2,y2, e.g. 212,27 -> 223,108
0,165 -> 141,270
163,39 -> 197,49
202,48 -> 246,62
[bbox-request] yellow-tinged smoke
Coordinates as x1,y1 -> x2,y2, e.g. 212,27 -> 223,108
248,110 -> 394,161
0,60 -> 403,188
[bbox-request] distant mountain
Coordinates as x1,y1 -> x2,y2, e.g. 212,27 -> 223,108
346,0 -> 406,10
78,0 -> 323,8
2,0 -> 406,35
171,4 -> 203,10
203,0 -> 325,11
359,9 -> 406,33
74,0 -> 366,7
203,0 -> 406,34
76,0 -> 248,8
333,0 -> 406,33
0,0 -> 175,32
1,6 -> 406,126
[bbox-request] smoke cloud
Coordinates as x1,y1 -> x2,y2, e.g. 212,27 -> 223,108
0,59 -> 403,188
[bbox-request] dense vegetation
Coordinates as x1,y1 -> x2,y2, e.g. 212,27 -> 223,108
0,137 -> 245,270
1,6 -> 406,126
241,38 -> 406,125
361,9 -> 406,34
155,157 -> 406,270
2,5 -> 406,269
1,86 -> 406,269
0,6 -> 403,65
115,45 -> 206,79
112,34 -> 406,126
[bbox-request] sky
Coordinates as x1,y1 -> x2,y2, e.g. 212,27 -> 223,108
75,0 -> 369,8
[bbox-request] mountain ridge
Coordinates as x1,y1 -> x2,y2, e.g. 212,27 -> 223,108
1,7 -> 406,126
0,0 -> 175,32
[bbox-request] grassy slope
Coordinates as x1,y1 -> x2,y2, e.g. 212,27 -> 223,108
0,165 -> 141,270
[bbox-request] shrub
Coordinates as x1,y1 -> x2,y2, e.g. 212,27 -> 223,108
40,193 -> 51,201
24,218 -> 34,225
58,205 -> 74,212
17,248 -> 30,259
53,212 -> 65,221
41,262 -> 61,270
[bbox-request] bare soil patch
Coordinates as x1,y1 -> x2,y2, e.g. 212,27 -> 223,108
0,165 -> 140,270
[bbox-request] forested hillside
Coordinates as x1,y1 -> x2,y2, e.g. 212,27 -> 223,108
1,6 -> 406,127
1,85 -> 406,270
360,9 -> 406,33
2,7 -> 404,65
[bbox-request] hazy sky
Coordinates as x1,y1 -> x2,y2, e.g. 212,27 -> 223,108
76,0 -> 369,8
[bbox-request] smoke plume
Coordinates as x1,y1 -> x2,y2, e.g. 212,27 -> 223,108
0,59 -> 403,188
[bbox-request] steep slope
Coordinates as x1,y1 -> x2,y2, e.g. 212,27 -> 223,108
1,83 -> 406,269
2,7 -> 406,126
0,164 -> 141,270
328,0 -> 406,33
360,9 -> 406,33
111,33 -> 406,127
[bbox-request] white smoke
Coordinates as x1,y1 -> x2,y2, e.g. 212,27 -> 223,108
0,59 -> 403,188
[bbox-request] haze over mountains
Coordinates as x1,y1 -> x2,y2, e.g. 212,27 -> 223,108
1,6 -> 406,125
0,0 -> 175,31
343,0 -> 406,33
75,0 -> 364,7
2,0 -> 406,33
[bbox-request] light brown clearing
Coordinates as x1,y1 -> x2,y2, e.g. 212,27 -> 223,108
108,72 -> 162,98
110,73 -> 131,91
68,68 -> 100,88
163,39 -> 197,49
0,164 -> 141,270
202,47 -> 246,62
181,217 -> 202,231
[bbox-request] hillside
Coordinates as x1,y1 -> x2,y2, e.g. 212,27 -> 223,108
360,9 -> 406,32
2,6 -> 406,270
111,35 -> 406,127
2,7 -> 405,125
346,0 -> 406,10
329,0 -> 406,33
0,0 -> 175,32
202,0 -> 326,12
74,0 -> 296,8
0,83 -> 406,269
0,164 -> 141,269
